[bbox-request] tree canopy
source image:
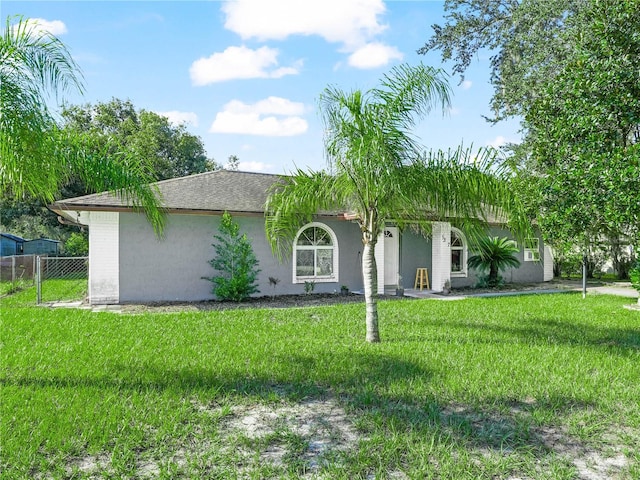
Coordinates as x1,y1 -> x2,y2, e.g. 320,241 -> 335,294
421,0 -> 640,255
62,98 -> 219,181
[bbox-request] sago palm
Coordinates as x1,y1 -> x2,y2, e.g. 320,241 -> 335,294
0,16 -> 164,233
467,236 -> 521,286
266,63 -> 529,343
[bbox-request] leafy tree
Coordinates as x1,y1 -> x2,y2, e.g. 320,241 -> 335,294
266,64 -> 529,343
62,98 -> 219,181
205,212 -> 260,302
225,155 -> 240,171
421,0 -> 640,261
419,0 -> 583,122
64,232 -> 89,256
467,236 -> 520,287
0,16 -> 164,233
520,0 -> 640,248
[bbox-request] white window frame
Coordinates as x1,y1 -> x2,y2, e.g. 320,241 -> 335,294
523,238 -> 540,262
450,227 -> 468,277
292,222 -> 339,284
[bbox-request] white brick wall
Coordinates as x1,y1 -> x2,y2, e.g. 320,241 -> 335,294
431,222 -> 451,291
88,211 -> 119,304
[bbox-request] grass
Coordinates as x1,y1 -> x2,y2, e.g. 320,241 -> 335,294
0,279 -> 33,296
1,287 -> 639,479
1,278 -> 87,305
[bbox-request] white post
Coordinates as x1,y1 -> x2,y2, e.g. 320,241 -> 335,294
36,256 -> 42,304
431,222 -> 451,292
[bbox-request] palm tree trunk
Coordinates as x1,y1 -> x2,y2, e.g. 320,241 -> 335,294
489,264 -> 498,285
362,241 -> 380,343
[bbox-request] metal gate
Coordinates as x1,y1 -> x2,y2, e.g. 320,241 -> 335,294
36,256 -> 89,304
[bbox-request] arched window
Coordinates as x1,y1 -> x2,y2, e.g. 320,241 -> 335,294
451,228 -> 467,277
293,223 -> 339,283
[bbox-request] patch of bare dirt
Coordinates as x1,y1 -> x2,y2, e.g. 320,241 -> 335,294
216,396 -> 362,474
440,402 -> 633,480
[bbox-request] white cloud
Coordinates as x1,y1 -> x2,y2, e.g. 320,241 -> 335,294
226,96 -> 305,116
210,97 -> 308,136
461,80 -> 473,90
190,46 -> 301,85
448,107 -> 461,116
347,42 -> 403,69
238,161 -> 274,172
222,0 -> 387,48
156,111 -> 199,127
15,18 -> 68,36
487,135 -> 508,148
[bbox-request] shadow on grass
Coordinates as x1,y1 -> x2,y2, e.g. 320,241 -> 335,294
391,315 -> 640,353
2,351 -> 431,398
2,348 -> 598,459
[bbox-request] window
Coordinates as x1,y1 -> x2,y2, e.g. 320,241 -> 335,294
293,223 -> 338,283
450,228 -> 467,277
523,238 -> 540,261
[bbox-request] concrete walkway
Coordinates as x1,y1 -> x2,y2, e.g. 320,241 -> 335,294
45,300 -> 122,312
399,280 -> 639,301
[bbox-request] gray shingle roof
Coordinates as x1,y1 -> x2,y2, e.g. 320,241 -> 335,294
53,170 -> 285,214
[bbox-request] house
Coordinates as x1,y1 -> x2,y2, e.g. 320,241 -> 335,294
24,238 -> 61,256
51,170 -> 553,304
1,233 -> 25,257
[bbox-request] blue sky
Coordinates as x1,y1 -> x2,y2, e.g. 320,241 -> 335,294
5,1 -> 521,174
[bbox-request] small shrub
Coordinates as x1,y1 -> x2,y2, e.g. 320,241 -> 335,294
475,274 -> 505,289
204,212 -> 260,302
304,281 -> 315,295
559,251 -> 583,279
268,276 -> 280,300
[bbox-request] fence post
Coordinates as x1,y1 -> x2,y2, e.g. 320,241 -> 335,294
36,256 -> 42,304
12,255 -> 16,283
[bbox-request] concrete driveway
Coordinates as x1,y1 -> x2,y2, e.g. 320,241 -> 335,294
403,279 -> 639,300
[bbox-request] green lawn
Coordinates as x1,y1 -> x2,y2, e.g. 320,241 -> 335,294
1,288 -> 638,479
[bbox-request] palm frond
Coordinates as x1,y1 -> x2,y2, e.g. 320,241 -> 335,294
1,15 -> 165,234
265,170 -> 346,260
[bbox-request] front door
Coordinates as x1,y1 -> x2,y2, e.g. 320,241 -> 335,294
383,227 -> 399,285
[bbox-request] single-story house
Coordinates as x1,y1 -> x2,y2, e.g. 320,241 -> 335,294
51,170 -> 553,304
1,233 -> 26,257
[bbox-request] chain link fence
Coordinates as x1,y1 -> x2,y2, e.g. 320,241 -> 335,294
1,254 -> 37,283
36,256 -> 89,304
1,255 -> 37,295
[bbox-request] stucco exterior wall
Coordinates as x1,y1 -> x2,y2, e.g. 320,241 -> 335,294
399,229 -> 432,290
393,224 -> 547,291
449,227 -> 546,288
117,213 -> 364,303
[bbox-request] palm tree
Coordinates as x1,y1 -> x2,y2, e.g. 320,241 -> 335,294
265,64 -> 528,343
467,236 -> 521,287
0,16 -> 164,233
